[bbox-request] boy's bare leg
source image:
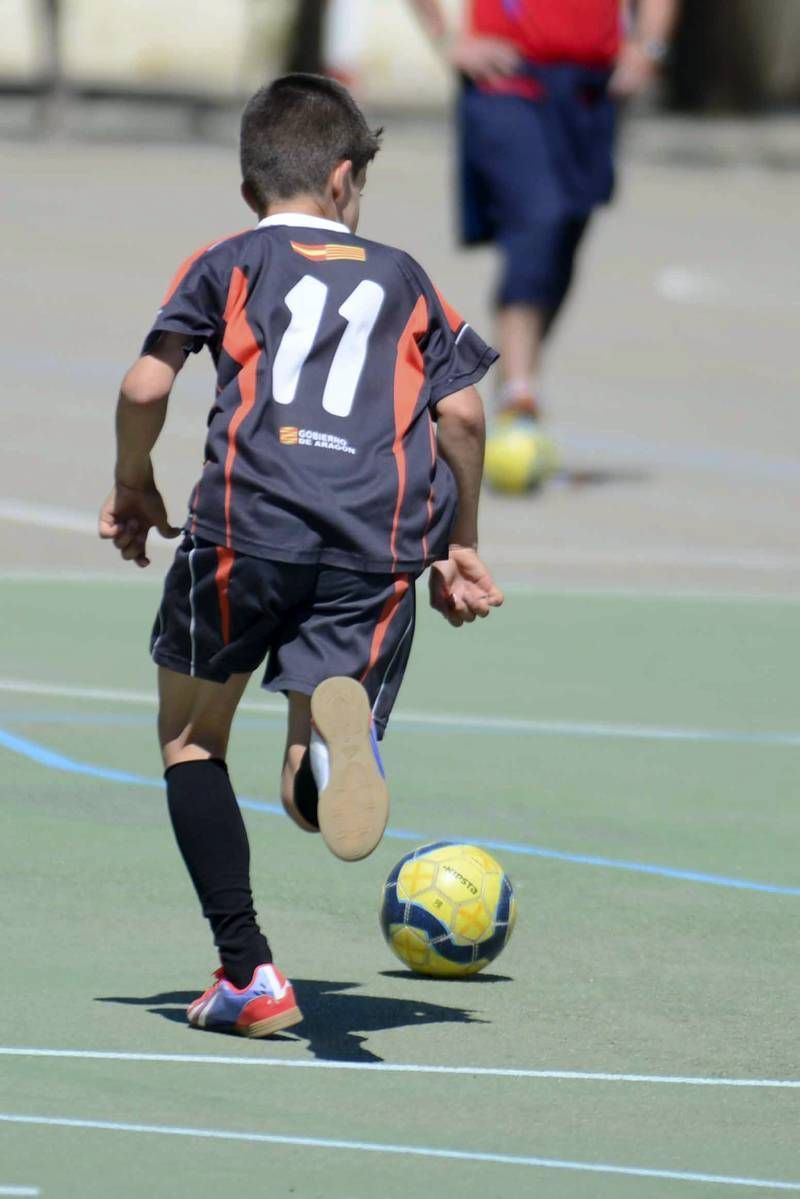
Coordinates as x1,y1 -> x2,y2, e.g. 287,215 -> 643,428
158,667 -> 251,767
157,665 -> 275,990
281,691 -> 319,833
281,684 -> 390,860
495,302 -> 545,416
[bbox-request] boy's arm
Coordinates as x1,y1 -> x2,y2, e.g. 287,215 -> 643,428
611,0 -> 680,96
407,0 -> 520,81
98,333 -> 187,568
431,386 -> 504,627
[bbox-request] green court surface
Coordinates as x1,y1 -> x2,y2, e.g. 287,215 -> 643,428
1,577 -> 799,1198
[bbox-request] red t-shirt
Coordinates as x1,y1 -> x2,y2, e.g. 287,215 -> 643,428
468,0 -> 622,67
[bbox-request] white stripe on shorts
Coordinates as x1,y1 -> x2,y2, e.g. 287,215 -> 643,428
187,535 -> 199,677
371,608 -> 414,724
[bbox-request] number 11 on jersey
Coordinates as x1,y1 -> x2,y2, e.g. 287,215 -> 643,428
272,275 -> 385,419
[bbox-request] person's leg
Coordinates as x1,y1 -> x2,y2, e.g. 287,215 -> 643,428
494,215 -> 590,418
149,541 -> 306,1034
280,690 -> 318,832
495,303 -> 547,417
158,667 -> 273,988
279,680 -> 390,861
456,81 -> 562,418
265,569 -> 416,859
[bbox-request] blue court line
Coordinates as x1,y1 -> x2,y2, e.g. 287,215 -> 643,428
3,725 -> 799,897
5,707 -> 800,748
0,727 -> 159,788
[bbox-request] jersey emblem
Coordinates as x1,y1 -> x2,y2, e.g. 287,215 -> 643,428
279,426 -> 356,455
290,241 -> 367,263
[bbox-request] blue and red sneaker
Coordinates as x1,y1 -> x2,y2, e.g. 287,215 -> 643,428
187,964 -> 302,1038
309,676 -> 389,862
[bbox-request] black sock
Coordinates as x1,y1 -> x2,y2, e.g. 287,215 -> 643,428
165,758 -> 271,987
293,748 -> 319,829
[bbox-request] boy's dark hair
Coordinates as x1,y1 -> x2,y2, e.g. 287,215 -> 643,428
240,74 -> 382,209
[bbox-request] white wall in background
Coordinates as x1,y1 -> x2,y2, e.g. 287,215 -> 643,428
2,0 -> 464,107
357,0 -> 462,106
0,0 -> 48,77
60,0 -> 294,94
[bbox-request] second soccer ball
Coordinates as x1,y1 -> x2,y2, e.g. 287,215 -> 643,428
484,420 -> 559,493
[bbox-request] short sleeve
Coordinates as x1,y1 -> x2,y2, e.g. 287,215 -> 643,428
421,286 -> 499,407
141,245 -> 225,357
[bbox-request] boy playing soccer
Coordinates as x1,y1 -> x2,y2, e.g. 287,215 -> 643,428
98,74 -> 503,1038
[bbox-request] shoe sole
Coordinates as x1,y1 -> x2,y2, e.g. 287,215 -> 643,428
310,676 -> 389,862
241,1005 -> 304,1038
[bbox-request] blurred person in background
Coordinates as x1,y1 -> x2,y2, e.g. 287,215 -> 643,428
287,0 -> 371,91
410,0 -> 679,440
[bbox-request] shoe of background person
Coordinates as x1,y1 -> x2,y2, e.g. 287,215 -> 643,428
309,676 -> 390,862
496,393 -> 543,423
187,963 -> 302,1037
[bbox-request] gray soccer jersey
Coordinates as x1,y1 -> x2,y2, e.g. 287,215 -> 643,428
144,214 -> 497,573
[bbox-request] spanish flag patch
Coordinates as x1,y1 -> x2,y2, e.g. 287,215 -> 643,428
279,426 -> 299,445
291,241 -> 367,263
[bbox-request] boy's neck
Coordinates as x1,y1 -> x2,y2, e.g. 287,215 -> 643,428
263,198 -> 338,223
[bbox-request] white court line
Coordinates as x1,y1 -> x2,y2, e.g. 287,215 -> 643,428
0,1114 -> 797,1191
0,570 -> 161,585
654,266 -> 727,305
0,499 -> 97,536
3,1047 -> 799,1089
489,543 -> 800,572
3,571 -> 799,604
0,679 -> 278,714
0,1189 -> 40,1197
3,676 -> 800,748
2,498 -> 798,574
0,499 -> 169,550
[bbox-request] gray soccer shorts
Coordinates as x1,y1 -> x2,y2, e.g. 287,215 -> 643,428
151,535 -> 417,737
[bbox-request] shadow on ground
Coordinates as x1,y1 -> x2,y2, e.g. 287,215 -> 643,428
96,977 -> 488,1063
554,466 -> 651,488
380,970 -> 511,983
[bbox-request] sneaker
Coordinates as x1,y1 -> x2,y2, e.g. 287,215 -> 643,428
187,963 -> 303,1038
497,394 -> 542,423
309,676 -> 390,862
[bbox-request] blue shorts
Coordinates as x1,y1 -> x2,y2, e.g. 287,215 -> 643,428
457,62 -> 616,309
151,535 -> 417,737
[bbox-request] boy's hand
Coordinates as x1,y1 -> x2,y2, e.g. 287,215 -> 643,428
429,546 -> 504,627
609,40 -> 658,97
98,479 -> 180,568
449,35 -> 521,83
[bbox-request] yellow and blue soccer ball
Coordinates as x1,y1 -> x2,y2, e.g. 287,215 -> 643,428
380,842 -> 517,976
484,419 -> 559,494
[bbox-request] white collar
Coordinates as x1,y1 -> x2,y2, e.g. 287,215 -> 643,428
258,213 -> 350,234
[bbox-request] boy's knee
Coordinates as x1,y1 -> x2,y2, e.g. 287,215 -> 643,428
496,224 -> 580,311
158,716 -> 230,768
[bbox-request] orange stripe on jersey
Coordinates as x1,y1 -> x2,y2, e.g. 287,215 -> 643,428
434,287 -> 464,334
290,241 -> 367,263
390,295 -> 428,569
359,577 -> 411,684
161,229 -> 249,306
214,546 -> 235,645
221,266 -> 261,548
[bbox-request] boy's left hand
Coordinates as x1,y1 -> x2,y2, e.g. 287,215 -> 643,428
429,546 -> 504,628
98,480 -> 180,568
609,41 -> 658,97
